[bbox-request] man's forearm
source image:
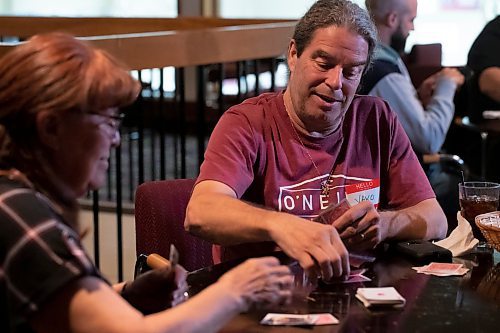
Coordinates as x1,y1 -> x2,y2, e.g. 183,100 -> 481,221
379,198 -> 447,241
185,191 -> 278,246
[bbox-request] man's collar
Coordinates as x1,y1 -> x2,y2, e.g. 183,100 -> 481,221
373,43 -> 401,64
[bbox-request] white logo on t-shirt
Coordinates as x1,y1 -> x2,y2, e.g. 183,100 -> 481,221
278,174 -> 378,218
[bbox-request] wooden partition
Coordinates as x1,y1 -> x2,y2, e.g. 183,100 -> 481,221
0,17 -> 295,280
0,16 -> 293,36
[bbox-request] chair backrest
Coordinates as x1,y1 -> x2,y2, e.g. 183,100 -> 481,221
406,43 -> 442,67
135,179 -> 213,271
403,43 -> 443,87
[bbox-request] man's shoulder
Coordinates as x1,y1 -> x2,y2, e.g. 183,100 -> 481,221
224,92 -> 283,125
349,95 -> 396,123
228,92 -> 281,112
359,59 -> 401,95
351,94 -> 390,109
368,59 -> 401,76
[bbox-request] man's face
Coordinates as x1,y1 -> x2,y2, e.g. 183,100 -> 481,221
286,26 -> 368,135
391,0 -> 418,53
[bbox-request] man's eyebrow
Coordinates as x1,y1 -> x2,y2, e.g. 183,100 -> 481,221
311,50 -> 366,67
312,50 -> 333,59
349,60 -> 367,67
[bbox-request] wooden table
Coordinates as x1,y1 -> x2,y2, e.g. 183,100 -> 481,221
187,249 -> 500,332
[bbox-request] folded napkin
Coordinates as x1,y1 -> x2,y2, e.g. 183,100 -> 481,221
435,212 -> 479,257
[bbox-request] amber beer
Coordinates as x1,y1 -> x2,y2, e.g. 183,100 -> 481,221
458,182 -> 500,241
460,196 -> 499,240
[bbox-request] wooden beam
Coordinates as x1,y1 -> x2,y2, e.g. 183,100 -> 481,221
0,16 -> 294,37
0,22 -> 295,70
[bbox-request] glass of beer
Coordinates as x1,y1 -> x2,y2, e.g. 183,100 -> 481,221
458,182 -> 500,241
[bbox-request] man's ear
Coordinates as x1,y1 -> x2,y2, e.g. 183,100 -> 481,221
386,11 -> 399,29
287,39 -> 298,73
36,111 -> 62,150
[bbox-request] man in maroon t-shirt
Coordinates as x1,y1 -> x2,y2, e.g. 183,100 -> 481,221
185,0 -> 447,280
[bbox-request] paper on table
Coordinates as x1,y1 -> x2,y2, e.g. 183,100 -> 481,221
435,212 -> 479,257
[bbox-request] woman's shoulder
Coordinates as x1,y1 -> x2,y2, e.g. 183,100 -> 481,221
0,176 -> 59,229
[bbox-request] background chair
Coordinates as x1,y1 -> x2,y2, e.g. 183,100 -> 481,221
402,43 -> 443,87
135,178 -> 213,271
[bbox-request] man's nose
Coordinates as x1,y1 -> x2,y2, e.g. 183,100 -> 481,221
325,66 -> 343,90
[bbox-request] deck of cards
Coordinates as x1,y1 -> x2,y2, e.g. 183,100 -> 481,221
412,262 -> 469,277
356,287 -> 406,308
260,313 -> 339,326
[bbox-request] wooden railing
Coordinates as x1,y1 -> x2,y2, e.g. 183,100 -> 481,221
0,17 -> 295,281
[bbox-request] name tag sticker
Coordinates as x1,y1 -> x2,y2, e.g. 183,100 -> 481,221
345,179 -> 380,208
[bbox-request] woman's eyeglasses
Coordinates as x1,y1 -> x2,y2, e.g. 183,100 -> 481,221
86,111 -> 125,135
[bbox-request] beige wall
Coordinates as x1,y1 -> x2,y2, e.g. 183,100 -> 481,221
80,210 -> 137,283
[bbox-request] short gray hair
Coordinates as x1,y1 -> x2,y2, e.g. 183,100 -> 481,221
293,0 -> 377,71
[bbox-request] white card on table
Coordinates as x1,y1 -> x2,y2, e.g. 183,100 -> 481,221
356,287 -> 406,308
260,313 -> 339,326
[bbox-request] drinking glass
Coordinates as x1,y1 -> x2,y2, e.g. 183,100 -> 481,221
458,182 -> 500,241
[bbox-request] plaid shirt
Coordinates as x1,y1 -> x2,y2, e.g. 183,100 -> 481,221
0,176 -> 101,332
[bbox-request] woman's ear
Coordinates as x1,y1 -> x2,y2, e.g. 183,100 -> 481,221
36,111 -> 62,150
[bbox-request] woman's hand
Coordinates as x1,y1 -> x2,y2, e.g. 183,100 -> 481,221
217,257 -> 293,312
121,265 -> 187,314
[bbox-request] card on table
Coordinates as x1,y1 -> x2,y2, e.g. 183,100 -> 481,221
425,262 -> 462,275
260,313 -> 339,326
356,287 -> 406,308
412,262 -> 469,276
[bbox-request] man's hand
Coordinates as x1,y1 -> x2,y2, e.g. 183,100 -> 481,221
418,75 -> 437,108
418,68 -> 465,107
439,67 -> 465,87
269,213 -> 350,281
332,201 -> 382,251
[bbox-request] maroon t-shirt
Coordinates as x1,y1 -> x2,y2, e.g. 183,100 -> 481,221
198,91 -> 434,262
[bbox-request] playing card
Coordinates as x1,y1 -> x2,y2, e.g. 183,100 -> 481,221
343,274 -> 371,283
412,263 -> 469,277
315,313 -> 340,325
260,313 -> 317,326
313,198 -> 351,225
425,262 -> 462,275
260,313 -> 339,326
349,252 -> 376,268
324,269 -> 371,284
356,287 -> 406,308
169,244 -> 179,268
